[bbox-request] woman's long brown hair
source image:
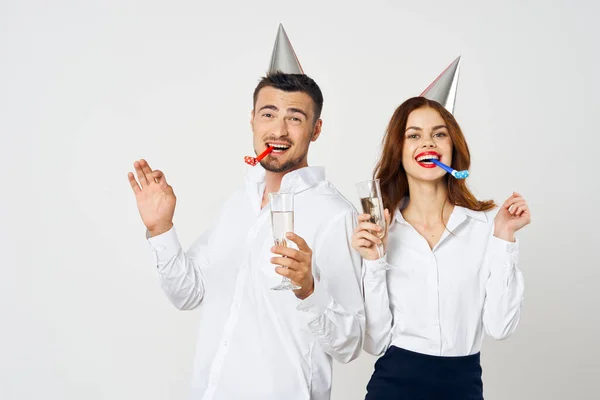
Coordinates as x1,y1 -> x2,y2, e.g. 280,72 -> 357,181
374,97 -> 495,217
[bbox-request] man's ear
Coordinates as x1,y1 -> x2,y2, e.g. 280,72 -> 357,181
311,119 -> 323,142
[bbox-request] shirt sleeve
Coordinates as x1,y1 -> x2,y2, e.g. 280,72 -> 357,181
295,209 -> 366,364
147,224 -> 213,311
362,255 -> 393,356
482,235 -> 525,340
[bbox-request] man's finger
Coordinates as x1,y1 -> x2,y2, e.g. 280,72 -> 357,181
271,245 -> 301,260
139,159 -> 154,184
286,232 -> 311,253
152,170 -> 168,188
134,161 -> 149,187
274,267 -> 300,282
274,266 -> 291,278
271,257 -> 300,271
128,172 -> 141,194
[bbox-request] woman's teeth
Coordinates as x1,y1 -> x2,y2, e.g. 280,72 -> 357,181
416,155 -> 439,163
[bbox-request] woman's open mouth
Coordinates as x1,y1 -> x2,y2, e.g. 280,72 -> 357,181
415,151 -> 440,168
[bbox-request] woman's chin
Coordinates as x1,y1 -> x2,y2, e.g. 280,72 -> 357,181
407,172 -> 447,184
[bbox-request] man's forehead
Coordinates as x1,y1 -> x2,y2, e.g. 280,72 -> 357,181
255,87 -> 313,110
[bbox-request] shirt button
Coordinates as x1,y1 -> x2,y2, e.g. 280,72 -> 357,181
223,341 -> 229,347
234,302 -> 240,309
155,245 -> 165,252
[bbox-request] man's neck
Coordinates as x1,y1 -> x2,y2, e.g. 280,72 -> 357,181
261,163 -> 308,209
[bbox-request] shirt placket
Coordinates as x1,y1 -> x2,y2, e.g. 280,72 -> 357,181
201,215 -> 266,400
406,222 -> 443,355
429,250 -> 442,355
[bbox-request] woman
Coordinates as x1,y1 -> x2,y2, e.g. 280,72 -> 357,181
352,97 -> 530,399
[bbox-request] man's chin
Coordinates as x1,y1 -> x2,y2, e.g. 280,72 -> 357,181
260,157 -> 303,173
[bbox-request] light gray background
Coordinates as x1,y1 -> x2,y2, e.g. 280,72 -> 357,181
1,0 -> 598,399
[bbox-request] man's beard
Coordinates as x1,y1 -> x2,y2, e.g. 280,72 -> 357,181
260,151 -> 307,173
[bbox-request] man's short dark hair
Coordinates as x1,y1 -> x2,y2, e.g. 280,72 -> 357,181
253,72 -> 324,122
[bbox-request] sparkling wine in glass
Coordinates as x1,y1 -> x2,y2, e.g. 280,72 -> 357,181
356,179 -> 387,259
269,192 -> 301,291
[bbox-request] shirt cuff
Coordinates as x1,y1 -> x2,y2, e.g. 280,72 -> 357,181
147,226 -> 182,265
296,278 -> 332,324
488,235 -> 519,258
363,254 -> 389,277
487,235 -> 519,276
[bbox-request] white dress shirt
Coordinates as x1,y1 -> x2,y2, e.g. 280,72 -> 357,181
146,166 -> 364,400
363,198 -> 524,357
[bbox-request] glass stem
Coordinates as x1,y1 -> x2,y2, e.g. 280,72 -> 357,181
376,242 -> 384,259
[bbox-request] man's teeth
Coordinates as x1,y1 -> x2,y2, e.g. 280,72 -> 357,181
416,155 -> 440,162
268,144 -> 290,151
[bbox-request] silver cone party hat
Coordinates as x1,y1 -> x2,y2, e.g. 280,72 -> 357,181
268,24 -> 304,74
420,56 -> 461,114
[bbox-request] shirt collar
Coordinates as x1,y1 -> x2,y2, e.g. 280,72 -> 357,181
453,205 -> 488,222
394,197 -> 487,224
244,165 -> 326,194
393,197 -> 410,224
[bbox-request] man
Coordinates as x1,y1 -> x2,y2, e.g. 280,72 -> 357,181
127,24 -> 364,400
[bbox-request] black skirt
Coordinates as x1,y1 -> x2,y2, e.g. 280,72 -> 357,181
365,346 -> 483,400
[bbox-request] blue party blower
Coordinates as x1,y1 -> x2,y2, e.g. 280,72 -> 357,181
431,159 -> 469,179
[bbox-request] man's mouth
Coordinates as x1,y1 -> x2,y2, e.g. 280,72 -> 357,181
266,142 -> 292,154
415,151 -> 440,168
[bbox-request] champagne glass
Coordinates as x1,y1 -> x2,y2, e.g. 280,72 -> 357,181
269,192 -> 301,291
355,179 -> 387,260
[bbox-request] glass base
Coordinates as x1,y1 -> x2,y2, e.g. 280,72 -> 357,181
271,277 -> 301,291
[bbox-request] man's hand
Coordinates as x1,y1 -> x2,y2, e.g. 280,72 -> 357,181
127,159 -> 176,236
271,232 -> 314,300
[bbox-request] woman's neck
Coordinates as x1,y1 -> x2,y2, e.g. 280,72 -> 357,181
402,178 -> 453,225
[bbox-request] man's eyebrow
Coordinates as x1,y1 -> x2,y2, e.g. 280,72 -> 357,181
287,107 -> 308,119
258,105 -> 278,112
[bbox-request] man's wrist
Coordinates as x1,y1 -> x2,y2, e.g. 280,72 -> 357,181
295,278 -> 315,300
149,222 -> 174,237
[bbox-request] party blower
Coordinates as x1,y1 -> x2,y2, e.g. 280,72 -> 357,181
430,159 -> 469,179
244,146 -> 274,166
